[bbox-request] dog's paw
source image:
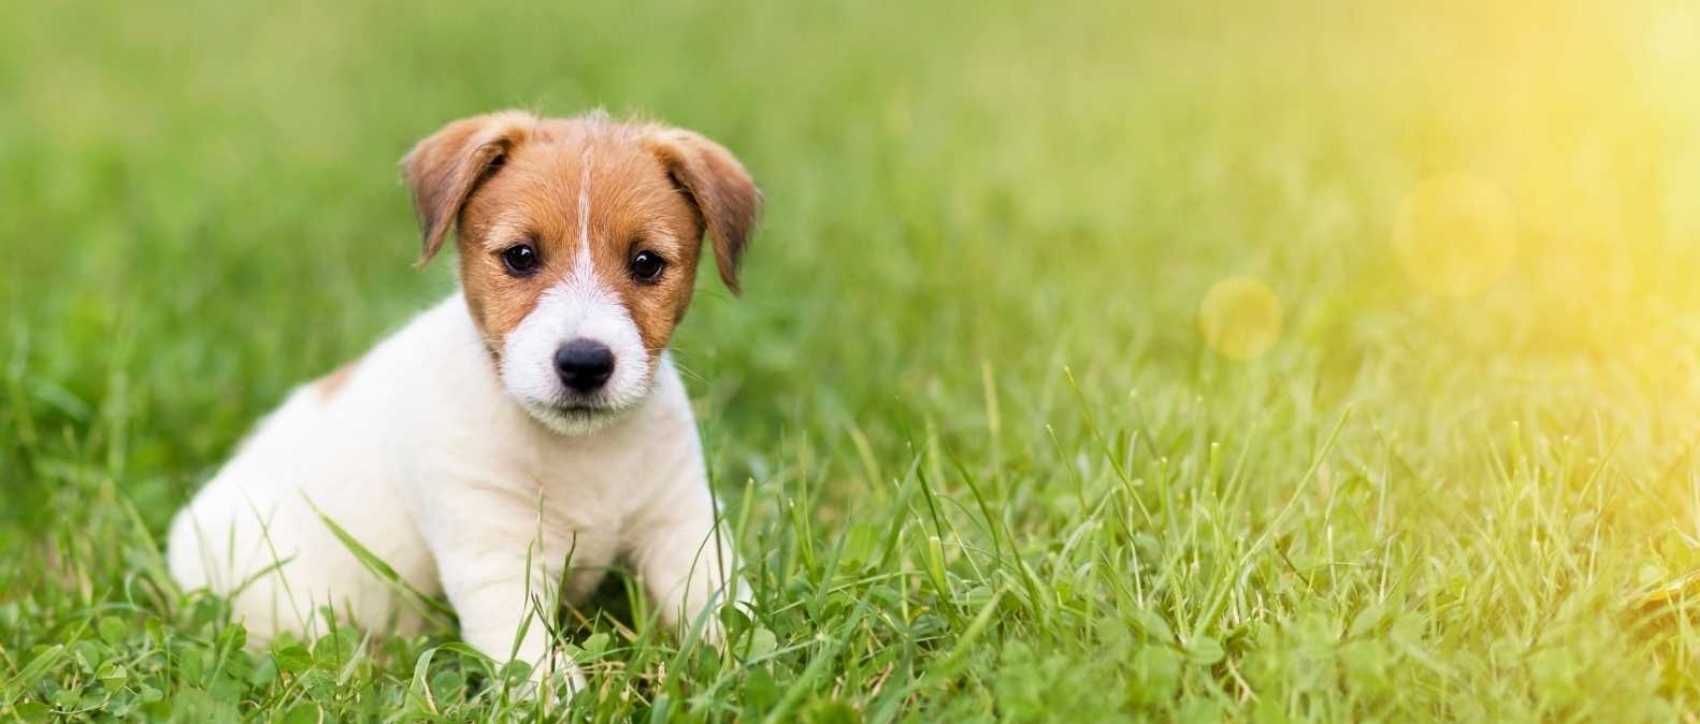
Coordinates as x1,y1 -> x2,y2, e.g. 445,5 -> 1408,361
510,656 -> 586,703
561,662 -> 587,697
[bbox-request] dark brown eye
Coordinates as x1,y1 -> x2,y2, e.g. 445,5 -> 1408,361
501,244 -> 540,276
630,250 -> 666,283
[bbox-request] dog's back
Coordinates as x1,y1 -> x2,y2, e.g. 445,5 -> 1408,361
165,298 -> 474,643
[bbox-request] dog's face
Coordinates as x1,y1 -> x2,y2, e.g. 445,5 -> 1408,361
403,111 -> 760,434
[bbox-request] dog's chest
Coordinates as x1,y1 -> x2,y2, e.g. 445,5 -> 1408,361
524,444 -> 653,532
502,397 -> 700,537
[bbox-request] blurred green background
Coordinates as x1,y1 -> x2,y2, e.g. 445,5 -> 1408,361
6,0 -> 1700,719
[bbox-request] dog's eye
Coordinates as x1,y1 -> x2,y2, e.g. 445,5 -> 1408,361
630,250 -> 666,283
501,244 -> 540,276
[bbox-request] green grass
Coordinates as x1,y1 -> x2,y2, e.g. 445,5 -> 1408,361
6,0 -> 1700,720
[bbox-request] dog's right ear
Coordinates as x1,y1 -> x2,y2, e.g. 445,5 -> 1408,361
401,111 -> 537,266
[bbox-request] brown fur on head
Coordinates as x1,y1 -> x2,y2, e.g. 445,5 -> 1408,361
401,110 -> 761,432
397,110 -> 758,433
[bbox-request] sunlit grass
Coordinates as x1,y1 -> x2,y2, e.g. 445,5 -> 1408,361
4,0 -> 1700,720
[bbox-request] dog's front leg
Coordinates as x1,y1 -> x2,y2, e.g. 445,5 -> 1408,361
627,490 -> 745,643
431,532 -> 585,696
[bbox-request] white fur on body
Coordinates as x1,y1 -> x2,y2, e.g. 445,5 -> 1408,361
167,293 -> 738,685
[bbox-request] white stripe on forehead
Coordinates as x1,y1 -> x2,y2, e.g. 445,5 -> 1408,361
567,141 -> 601,294
577,144 -> 594,250
572,143 -> 596,286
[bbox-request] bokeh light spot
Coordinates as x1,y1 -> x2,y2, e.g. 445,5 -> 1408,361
1647,5 -> 1700,69
1393,174 -> 1517,296
1199,276 -> 1283,360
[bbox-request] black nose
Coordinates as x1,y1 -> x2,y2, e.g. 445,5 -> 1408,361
554,339 -> 615,393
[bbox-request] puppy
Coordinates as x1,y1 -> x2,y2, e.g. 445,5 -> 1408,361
167,110 -> 758,691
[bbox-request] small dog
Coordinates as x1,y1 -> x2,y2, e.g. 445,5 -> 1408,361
167,110 -> 758,691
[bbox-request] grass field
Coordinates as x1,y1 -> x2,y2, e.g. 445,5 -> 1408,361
6,0 -> 1700,720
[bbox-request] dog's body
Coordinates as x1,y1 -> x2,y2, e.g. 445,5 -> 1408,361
167,111 -> 756,691
166,295 -> 725,663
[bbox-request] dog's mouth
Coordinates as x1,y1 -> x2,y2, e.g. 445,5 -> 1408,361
517,395 -> 630,435
546,398 -> 615,416
554,402 -> 609,415
500,363 -> 655,435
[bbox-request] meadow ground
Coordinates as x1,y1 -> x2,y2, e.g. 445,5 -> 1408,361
6,0 -> 1700,720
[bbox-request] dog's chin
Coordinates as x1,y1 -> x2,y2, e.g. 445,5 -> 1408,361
519,399 -> 634,436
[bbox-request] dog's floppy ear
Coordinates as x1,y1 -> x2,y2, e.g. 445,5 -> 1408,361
644,128 -> 762,294
401,111 -> 537,266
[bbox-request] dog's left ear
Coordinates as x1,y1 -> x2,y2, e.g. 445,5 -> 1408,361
644,129 -> 762,294
402,110 -> 538,266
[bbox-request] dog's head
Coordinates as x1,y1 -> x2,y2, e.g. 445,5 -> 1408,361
403,110 -> 760,434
